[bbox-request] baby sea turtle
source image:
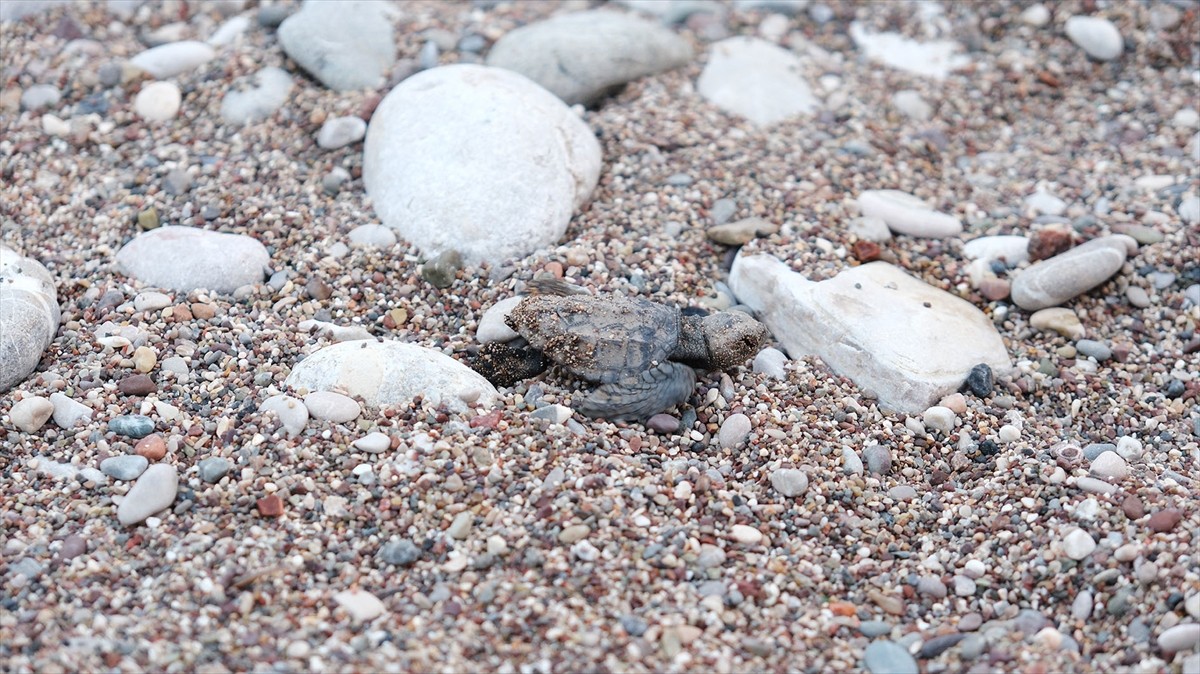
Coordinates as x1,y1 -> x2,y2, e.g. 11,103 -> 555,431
471,279 -> 769,421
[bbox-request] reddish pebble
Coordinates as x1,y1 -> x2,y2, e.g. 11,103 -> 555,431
135,434 -> 167,460
1146,508 -> 1181,533
257,494 -> 284,517
829,601 -> 856,616
852,240 -> 881,263
1027,228 -> 1073,261
544,261 -> 564,278
470,410 -> 501,429
1121,494 -> 1145,520
118,374 -> 156,395
980,277 -> 1011,301
191,302 -> 217,319
171,304 -> 193,322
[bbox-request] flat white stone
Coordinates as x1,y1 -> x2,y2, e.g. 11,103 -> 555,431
963,235 -> 1030,266
1090,451 -> 1128,481
49,392 -> 91,428
285,339 -> 498,412
220,66 -> 293,125
847,216 -> 892,242
129,41 -> 215,78
730,524 -> 763,545
1157,623 -> 1200,653
333,589 -> 387,622
317,116 -> 367,150
1065,16 -> 1123,61
477,296 -> 523,343
486,9 -> 693,105
352,431 -> 391,453
1061,528 -> 1096,560
848,22 -> 970,79
10,396 -> 54,432
1029,307 -> 1085,339
1011,235 -> 1135,311
117,464 -> 178,526
363,64 -> 601,265
697,37 -> 818,126
115,226 -> 270,293
769,468 -> 808,498
1025,190 -> 1067,216
303,391 -> 361,423
730,254 -> 1011,414
207,14 -> 250,47
857,190 -> 962,238
347,224 -> 397,249
259,394 -> 308,437
0,246 -> 59,392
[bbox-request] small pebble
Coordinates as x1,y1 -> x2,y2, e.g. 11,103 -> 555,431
1146,509 -> 1182,533
100,455 -> 149,481
10,396 -> 54,432
863,445 -> 891,475
1075,339 -> 1112,361
317,116 -> 368,150
1062,528 -> 1096,560
718,413 -> 752,449
769,468 -> 808,498
730,524 -> 763,545
302,391 -> 360,423
352,432 -> 391,453
863,640 -> 918,674
109,415 -> 155,439
1089,452 -> 1128,481
198,457 -> 231,483
379,538 -> 421,566
135,434 -> 167,460
134,81 -> 182,122
922,406 -> 956,433
647,414 -> 680,434
963,364 -> 994,397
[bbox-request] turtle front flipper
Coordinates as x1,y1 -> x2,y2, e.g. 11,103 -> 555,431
576,361 -> 696,421
470,339 -> 547,387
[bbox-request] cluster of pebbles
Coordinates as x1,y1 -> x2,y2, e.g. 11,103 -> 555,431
2,1 -> 1198,673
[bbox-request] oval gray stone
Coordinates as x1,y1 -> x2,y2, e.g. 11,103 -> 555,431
277,0 -> 395,91
100,454 -> 149,481
115,226 -> 270,293
486,9 -> 693,106
1011,236 -> 1135,311
0,246 -> 59,393
863,640 -> 918,674
117,464 -> 178,525
697,36 -> 819,126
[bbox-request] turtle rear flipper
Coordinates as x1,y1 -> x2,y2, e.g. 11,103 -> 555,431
576,361 -> 695,421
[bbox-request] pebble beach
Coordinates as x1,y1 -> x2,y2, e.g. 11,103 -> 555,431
1,1 -> 1198,672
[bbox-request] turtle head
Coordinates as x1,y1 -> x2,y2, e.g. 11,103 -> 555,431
700,311 -> 769,371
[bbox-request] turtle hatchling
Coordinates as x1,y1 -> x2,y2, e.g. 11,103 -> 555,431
471,279 -> 770,421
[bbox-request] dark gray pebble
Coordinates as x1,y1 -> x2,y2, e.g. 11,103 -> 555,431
109,414 -> 155,439
963,363 -> 994,397
378,537 -> 421,566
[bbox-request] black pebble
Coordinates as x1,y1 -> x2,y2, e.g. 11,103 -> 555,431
963,363 -> 994,397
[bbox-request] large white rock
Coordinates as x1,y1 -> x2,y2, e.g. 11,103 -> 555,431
285,340 -> 498,412
1010,235 -> 1135,311
848,22 -> 970,79
729,254 -> 1011,414
363,64 -> 601,265
115,226 -> 269,293
277,0 -> 396,91
0,246 -> 59,392
129,41 -> 215,78
486,9 -> 693,106
857,190 -> 963,238
697,37 -> 819,126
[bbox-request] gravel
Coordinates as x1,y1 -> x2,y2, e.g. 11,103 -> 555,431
1,2 -> 1196,673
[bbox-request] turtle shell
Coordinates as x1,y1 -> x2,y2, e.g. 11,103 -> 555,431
507,294 -> 681,384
